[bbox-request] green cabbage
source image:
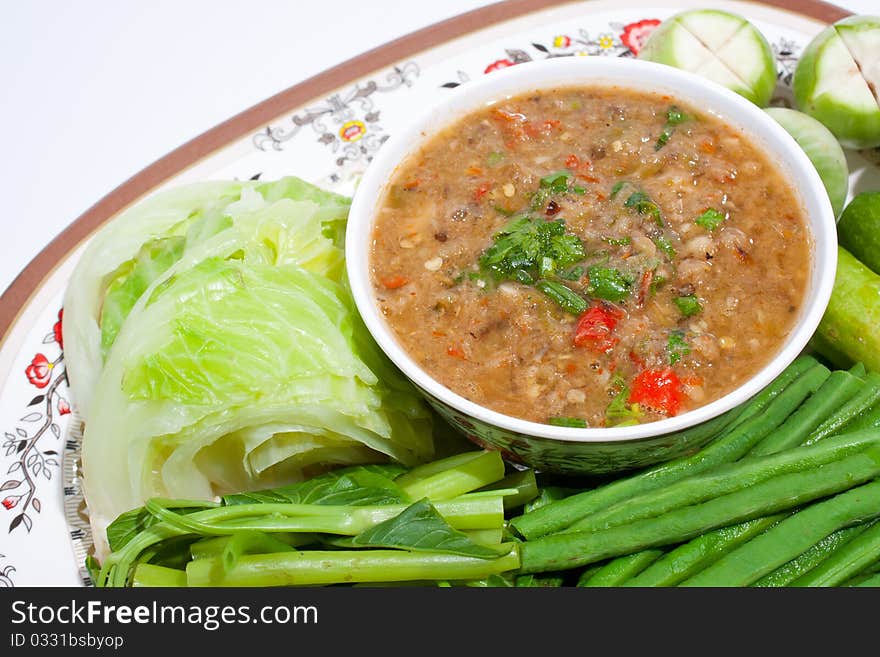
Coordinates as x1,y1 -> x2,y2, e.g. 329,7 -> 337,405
63,177 -> 434,558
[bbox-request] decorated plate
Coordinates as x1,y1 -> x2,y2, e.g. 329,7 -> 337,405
1,0 -> 876,587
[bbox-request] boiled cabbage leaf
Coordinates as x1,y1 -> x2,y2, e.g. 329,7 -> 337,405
62,177 -> 434,559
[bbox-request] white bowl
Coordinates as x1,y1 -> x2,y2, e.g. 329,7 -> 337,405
345,56 -> 837,474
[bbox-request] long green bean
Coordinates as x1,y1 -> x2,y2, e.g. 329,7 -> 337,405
519,448 -> 880,574
577,550 -> 664,586
852,573 -> 880,587
789,520 -> 880,587
680,478 -> 880,586
747,370 -> 863,457
751,523 -> 872,587
625,515 -> 787,587
804,372 -> 880,445
562,430 -> 880,535
837,399 -> 880,435
719,354 -> 820,432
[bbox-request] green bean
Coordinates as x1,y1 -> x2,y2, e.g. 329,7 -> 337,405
804,372 -> 880,445
562,430 -> 880,535
617,363 -> 844,579
747,370 -> 864,457
722,354 -> 820,432
514,572 -> 566,587
510,359 -> 828,540
842,560 -> 880,585
852,572 -> 880,587
577,550 -> 664,586
836,399 -> 880,435
625,515 -> 787,587
751,523 -> 872,587
680,477 -> 880,587
849,362 -> 867,378
789,519 -> 880,587
518,448 -> 880,574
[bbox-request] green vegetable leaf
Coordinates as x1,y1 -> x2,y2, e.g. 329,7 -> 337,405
84,555 -> 102,585
652,233 -> 676,260
655,105 -> 689,151
99,236 -> 187,358
478,217 -> 585,282
223,464 -> 408,507
674,294 -> 703,317
650,273 -> 667,294
106,500 -> 217,552
695,208 -> 726,231
666,106 -> 687,125
624,191 -> 664,226
667,329 -> 691,365
558,265 -> 585,281
610,181 -> 627,198
539,170 -> 573,193
351,498 -> 508,558
535,280 -> 588,315
655,130 -> 673,150
530,170 -> 580,209
548,416 -> 588,428
605,381 -> 644,426
586,266 -> 632,302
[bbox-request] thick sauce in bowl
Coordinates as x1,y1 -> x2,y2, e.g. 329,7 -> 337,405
369,85 -> 811,427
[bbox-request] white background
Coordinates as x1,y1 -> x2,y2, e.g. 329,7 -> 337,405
0,0 -> 874,295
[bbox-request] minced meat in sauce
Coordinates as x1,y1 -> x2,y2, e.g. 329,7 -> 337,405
369,86 -> 811,427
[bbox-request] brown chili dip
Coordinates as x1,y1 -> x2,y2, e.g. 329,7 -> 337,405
369,85 -> 811,427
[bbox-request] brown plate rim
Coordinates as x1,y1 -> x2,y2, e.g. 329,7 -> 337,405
0,0 -> 852,347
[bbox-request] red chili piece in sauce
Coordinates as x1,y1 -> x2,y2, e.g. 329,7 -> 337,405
572,304 -> 624,353
628,368 -> 685,416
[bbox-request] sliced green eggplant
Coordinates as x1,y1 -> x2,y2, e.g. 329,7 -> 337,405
638,9 -> 777,107
793,15 -> 880,149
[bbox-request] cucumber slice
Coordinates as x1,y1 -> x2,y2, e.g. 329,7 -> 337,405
793,16 -> 880,149
638,9 -> 777,107
764,107 -> 849,218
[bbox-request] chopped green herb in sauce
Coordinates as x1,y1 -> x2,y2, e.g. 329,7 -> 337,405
586,266 -> 633,302
558,265 -> 585,281
479,216 -> 585,281
695,208 -> 726,231
667,329 -> 691,365
548,416 -> 589,428
674,294 -> 702,317
655,105 -> 689,151
605,376 -> 644,426
624,190 -> 664,227
652,233 -> 677,260
535,280 -> 588,315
